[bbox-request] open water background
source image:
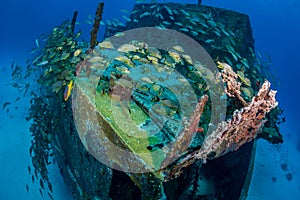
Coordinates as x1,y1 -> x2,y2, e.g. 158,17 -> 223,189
0,0 -> 299,199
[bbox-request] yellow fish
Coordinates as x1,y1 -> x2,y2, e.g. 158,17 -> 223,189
64,80 -> 74,101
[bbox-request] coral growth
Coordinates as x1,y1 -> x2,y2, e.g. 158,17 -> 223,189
217,61 -> 247,106
162,62 -> 278,180
197,80 -> 277,161
161,95 -> 209,169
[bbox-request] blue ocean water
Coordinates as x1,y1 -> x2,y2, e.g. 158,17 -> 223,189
0,0 -> 299,199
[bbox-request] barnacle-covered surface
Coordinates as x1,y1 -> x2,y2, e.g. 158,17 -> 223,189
10,2 -> 284,200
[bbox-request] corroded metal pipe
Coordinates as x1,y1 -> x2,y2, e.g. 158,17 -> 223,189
90,2 -> 104,49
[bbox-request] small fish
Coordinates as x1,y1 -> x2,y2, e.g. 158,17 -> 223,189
11,62 -> 15,70
121,9 -> 129,14
231,52 -> 238,61
205,39 -> 214,43
240,58 -> 250,69
155,25 -> 166,30
73,49 -> 82,57
64,80 -> 74,101
229,37 -> 236,46
2,102 -> 11,109
191,30 -> 199,37
163,5 -> 173,15
35,39 -> 40,48
172,45 -> 184,53
84,19 -> 93,25
140,12 -> 151,18
190,20 -> 198,26
221,29 -> 230,36
106,20 -> 112,26
228,30 -> 235,36
75,31 -> 81,38
60,70 -> 71,79
114,32 -> 125,37
11,64 -> 22,77
199,13 -> 210,19
180,28 -> 189,32
150,4 -> 157,9
179,9 -> 190,16
155,13 -> 164,20
26,184 -> 29,193
172,9 -> 179,15
98,40 -> 114,49
39,188 -> 43,197
214,30 -> 221,37
28,165 -> 31,174
199,21 -> 209,28
61,52 -> 70,60
132,10 -> 139,14
286,173 -> 293,182
190,16 -> 200,23
175,22 -> 183,27
122,15 -> 131,22
186,25 -> 193,30
162,21 -> 171,26
48,192 -> 54,200
48,182 -> 53,193
36,60 -> 48,66
207,20 -> 217,26
196,28 -> 206,35
224,56 -> 233,66
40,179 -> 44,189
23,82 -> 30,96
226,45 -> 235,54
